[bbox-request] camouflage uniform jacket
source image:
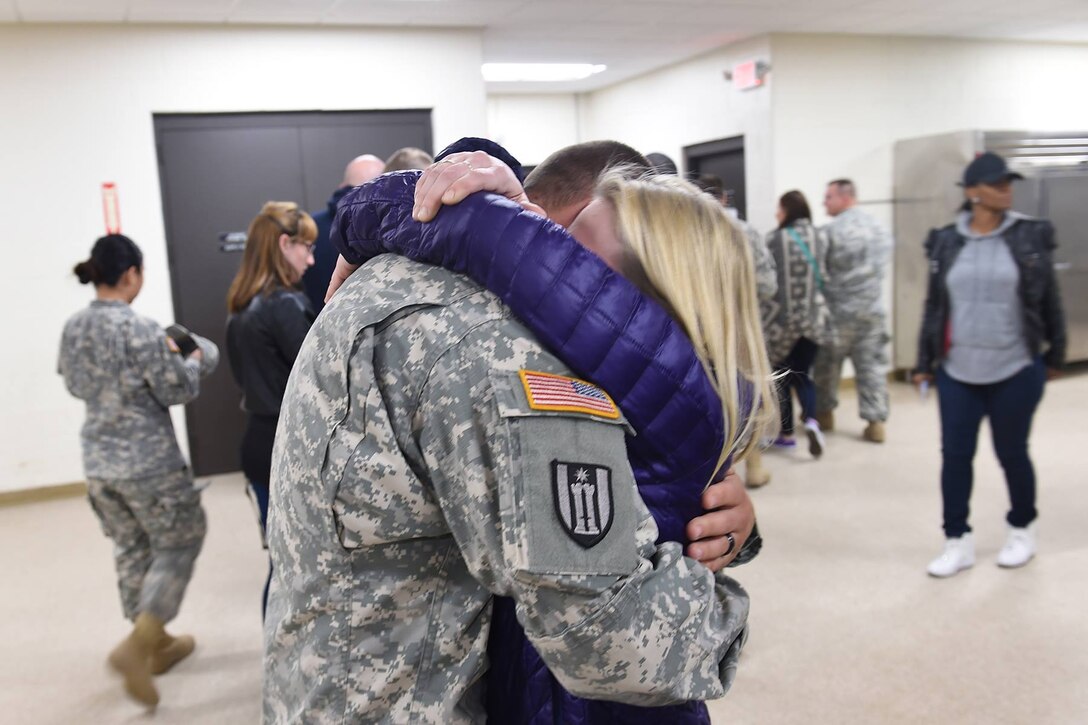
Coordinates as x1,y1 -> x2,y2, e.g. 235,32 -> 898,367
823,207 -> 892,319
263,255 -> 750,724
735,216 -> 777,305
58,300 -> 219,479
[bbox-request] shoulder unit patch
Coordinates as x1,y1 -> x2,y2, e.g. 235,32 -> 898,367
552,461 -> 614,548
519,369 -> 620,419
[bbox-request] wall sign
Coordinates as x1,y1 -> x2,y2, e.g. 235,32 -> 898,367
729,60 -> 769,91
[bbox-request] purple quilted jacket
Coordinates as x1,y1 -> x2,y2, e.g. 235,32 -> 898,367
334,172 -> 723,724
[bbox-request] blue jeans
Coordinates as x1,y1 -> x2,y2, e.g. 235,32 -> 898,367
242,413 -> 277,618
247,482 -> 272,618
936,359 -> 1045,538
774,337 -> 819,435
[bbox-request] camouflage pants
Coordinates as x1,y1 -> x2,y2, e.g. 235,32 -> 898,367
86,468 -> 206,623
813,313 -> 890,422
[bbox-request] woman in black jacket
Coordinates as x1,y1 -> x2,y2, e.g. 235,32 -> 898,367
226,201 -> 317,614
914,153 -> 1066,578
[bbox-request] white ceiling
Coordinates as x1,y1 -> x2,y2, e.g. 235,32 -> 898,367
3,0 -> 1087,92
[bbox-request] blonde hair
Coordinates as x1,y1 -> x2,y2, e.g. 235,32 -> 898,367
226,201 -> 317,313
597,171 -> 776,477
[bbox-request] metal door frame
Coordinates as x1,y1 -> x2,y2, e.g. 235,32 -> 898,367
683,135 -> 746,216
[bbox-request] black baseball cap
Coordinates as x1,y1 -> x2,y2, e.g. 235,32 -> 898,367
435,137 -> 527,182
960,152 -> 1024,187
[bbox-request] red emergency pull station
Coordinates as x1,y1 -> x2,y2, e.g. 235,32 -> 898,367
102,182 -> 121,234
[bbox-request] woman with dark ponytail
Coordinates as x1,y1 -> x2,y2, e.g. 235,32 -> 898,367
58,234 -> 219,709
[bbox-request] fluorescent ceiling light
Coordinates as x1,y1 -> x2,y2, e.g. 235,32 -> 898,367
482,63 -> 607,82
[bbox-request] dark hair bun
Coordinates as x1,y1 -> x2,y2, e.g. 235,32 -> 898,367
73,260 -> 98,285
76,234 -> 143,287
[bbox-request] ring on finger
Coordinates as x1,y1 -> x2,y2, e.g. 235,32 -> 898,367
724,532 -> 736,556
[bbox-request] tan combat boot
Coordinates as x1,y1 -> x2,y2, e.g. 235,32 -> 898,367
863,421 -> 886,443
815,410 -> 834,432
149,632 -> 196,675
107,612 -> 163,708
745,449 -> 771,489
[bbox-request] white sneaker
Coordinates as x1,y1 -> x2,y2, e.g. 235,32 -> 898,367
803,418 -> 825,458
996,523 -> 1037,568
927,534 -> 975,578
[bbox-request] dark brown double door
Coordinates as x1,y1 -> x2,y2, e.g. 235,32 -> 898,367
155,110 -> 432,476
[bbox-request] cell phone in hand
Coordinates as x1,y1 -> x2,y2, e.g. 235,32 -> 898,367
165,324 -> 199,357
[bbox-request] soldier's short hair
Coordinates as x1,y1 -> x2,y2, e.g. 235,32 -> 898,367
694,173 -> 725,199
829,178 -> 856,198
384,147 -> 434,172
524,141 -> 650,214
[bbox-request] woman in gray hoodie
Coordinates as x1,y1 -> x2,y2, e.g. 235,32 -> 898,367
914,152 -> 1066,578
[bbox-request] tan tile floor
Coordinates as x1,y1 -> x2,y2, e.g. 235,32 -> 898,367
3,377 -> 1086,724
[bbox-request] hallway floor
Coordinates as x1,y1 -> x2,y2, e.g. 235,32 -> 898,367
3,377 -> 1086,724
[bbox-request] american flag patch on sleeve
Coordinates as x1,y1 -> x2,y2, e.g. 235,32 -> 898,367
519,370 -> 620,419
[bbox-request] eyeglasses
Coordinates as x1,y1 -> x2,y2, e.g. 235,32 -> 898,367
292,240 -> 315,255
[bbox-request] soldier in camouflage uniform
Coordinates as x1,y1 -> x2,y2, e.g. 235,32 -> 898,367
743,217 -> 778,306
264,151 -> 775,721
814,179 -> 893,442
264,255 -> 751,724
693,174 -> 777,306
695,173 -> 777,488
58,235 -> 219,708
734,211 -> 777,486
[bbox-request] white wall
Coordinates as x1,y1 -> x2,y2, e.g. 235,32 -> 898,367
568,32 -> 1087,378
487,94 -> 581,166
579,36 -> 777,231
769,33 -> 1088,370
770,33 -> 1088,234
0,23 -> 486,492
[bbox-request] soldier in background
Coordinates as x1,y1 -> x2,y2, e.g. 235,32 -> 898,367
302,154 -> 384,313
383,146 -> 434,172
696,173 -> 776,487
59,234 -> 219,709
814,179 -> 892,442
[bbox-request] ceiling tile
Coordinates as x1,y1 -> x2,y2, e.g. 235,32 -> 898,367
3,0 -> 1087,92
484,41 -> 616,64
599,3 -> 700,25
228,0 -> 338,24
127,0 -> 238,22
15,0 -> 127,22
498,1 -> 615,26
326,0 -> 515,26
321,3 -> 426,25
963,18 -> 1088,44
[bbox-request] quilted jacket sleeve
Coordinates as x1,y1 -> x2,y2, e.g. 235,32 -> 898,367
1037,221 -> 1067,369
331,172 -> 726,513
